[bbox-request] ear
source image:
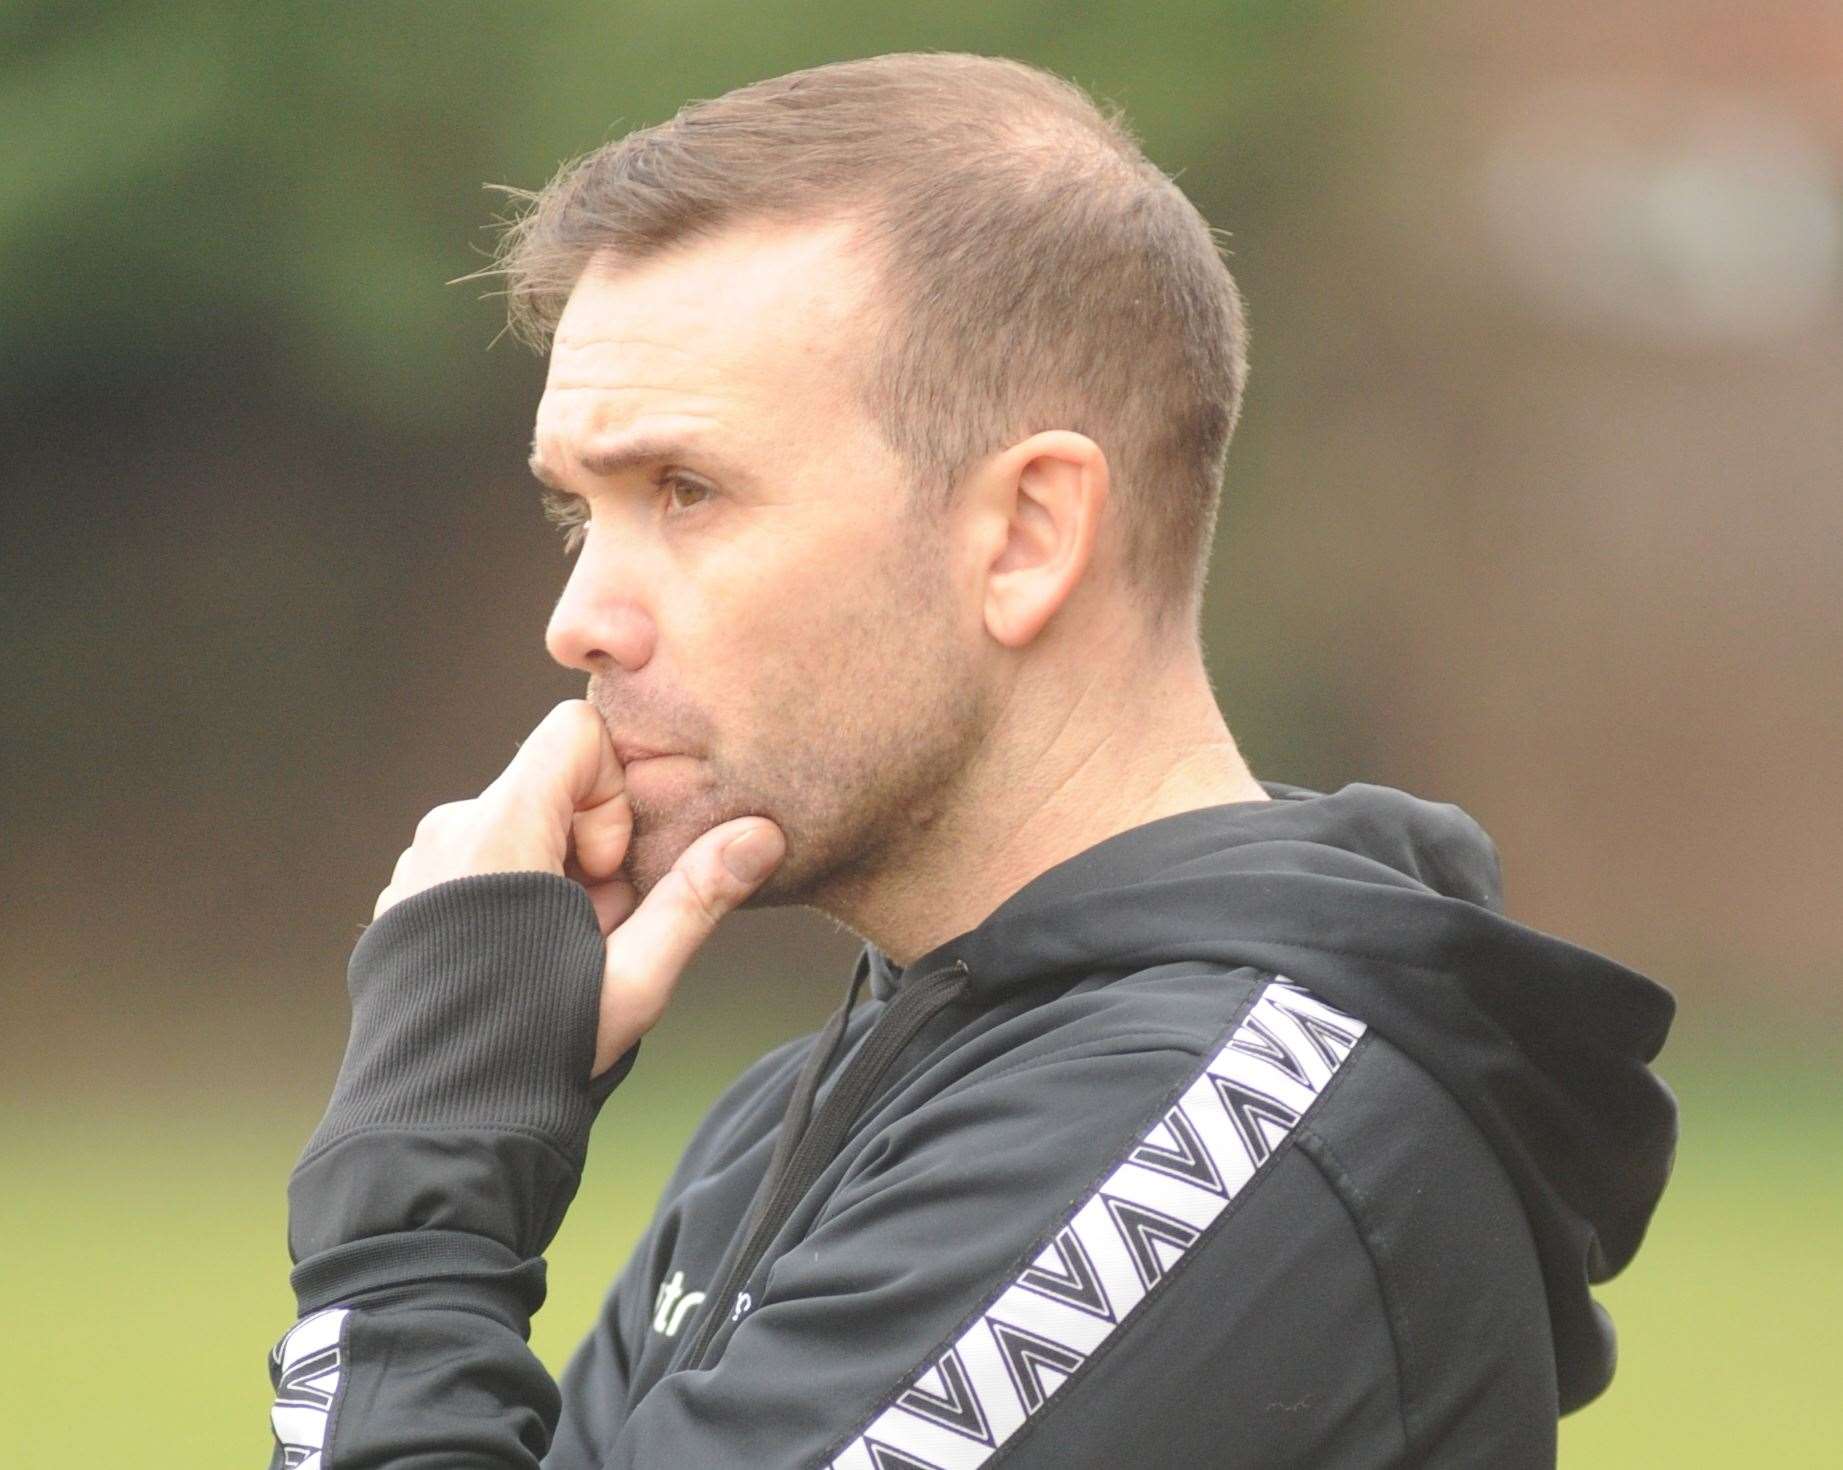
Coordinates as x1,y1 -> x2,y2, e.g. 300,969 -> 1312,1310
973,430 -> 1109,648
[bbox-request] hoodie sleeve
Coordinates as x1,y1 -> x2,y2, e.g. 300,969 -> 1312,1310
265,872 -> 635,1470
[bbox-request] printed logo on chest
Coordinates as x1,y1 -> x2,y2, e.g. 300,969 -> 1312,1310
650,1270 -> 707,1338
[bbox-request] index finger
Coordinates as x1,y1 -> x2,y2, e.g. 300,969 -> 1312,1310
489,699 -> 623,812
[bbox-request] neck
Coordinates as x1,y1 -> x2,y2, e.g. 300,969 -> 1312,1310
816,641 -> 1268,967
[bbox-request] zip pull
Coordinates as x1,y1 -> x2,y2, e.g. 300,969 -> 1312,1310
683,959 -> 973,1370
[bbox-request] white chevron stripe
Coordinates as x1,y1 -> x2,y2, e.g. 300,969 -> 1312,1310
270,1308 -> 349,1459
279,1306 -> 346,1370
829,1440 -> 878,1470
1269,987 -> 1364,1070
856,1401 -> 992,1469
1207,1034 -> 1320,1117
1173,1069 -> 1262,1192
827,979 -> 1366,1470
953,1316 -> 1030,1445
984,1280 -> 1113,1356
1243,993 -> 1339,1089
1099,1158 -> 1228,1229
1066,1194 -> 1151,1319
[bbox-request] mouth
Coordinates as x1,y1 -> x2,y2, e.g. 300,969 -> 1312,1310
612,740 -> 673,766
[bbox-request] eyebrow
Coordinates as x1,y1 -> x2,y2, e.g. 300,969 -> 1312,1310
527,432 -> 734,491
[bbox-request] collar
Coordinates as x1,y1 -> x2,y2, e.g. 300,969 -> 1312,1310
856,783 -> 1320,999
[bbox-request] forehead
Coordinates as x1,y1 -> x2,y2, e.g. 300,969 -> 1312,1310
536,218 -> 879,450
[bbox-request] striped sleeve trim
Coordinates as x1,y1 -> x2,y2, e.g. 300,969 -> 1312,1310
822,978 -> 1367,1470
269,1307 -> 350,1470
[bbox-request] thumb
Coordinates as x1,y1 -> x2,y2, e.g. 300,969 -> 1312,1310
592,818 -> 786,1075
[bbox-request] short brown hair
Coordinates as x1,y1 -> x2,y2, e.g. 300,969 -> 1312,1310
492,52 -> 1248,631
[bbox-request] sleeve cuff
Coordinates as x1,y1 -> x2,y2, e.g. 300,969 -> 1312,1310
302,871 -> 613,1164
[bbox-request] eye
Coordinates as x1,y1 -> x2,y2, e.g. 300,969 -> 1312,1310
540,490 -> 589,555
663,473 -> 712,512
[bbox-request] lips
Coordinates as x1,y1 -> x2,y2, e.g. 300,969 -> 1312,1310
609,732 -> 698,770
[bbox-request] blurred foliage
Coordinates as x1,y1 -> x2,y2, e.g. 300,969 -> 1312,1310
1,0 -> 1349,427
0,0 -> 1369,998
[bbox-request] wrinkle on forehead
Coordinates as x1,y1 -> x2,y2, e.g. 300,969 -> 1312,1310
535,220 -> 884,471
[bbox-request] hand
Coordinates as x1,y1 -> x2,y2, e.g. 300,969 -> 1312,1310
374,699 -> 786,1075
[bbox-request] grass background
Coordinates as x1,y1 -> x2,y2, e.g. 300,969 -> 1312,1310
4,1006 -> 1837,1464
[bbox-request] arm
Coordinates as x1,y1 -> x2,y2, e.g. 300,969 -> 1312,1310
266,701 -> 784,1468
269,873 -> 628,1469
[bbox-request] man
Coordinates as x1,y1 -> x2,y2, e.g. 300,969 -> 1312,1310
267,53 -> 1676,1469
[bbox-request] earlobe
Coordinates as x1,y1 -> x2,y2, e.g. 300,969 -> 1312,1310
982,431 -> 1108,649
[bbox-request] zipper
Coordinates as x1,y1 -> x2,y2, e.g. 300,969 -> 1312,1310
680,958 -> 973,1371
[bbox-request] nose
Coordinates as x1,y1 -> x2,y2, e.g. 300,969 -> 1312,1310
545,533 -> 659,674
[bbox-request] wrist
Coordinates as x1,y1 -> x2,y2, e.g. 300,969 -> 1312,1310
310,872 -> 613,1163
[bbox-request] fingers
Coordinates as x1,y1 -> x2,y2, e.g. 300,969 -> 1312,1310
592,818 -> 786,1075
481,700 -> 628,874
372,701 -> 633,923
373,800 -> 478,920
501,700 -> 623,811
577,874 -> 640,937
570,788 -> 633,883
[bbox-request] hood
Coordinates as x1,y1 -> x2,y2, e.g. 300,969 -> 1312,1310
863,781 -> 1677,1414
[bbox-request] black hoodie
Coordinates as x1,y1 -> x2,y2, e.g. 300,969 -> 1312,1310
268,782 -> 1676,1469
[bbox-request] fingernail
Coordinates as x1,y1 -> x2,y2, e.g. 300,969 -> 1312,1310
722,827 -> 783,884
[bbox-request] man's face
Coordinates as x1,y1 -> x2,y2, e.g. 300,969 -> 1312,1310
530,220 -> 991,908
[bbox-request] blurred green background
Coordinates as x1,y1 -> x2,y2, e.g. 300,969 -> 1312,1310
4,1 -> 1840,1463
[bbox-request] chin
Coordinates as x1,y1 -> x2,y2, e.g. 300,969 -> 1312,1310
621,800 -> 778,894
620,821 -> 697,898
622,808 -> 826,912
737,857 -> 820,911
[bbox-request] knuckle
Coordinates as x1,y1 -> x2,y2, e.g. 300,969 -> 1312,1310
413,800 -> 473,843
678,867 -> 725,929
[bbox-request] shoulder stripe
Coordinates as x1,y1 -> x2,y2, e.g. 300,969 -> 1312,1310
823,978 -> 1366,1470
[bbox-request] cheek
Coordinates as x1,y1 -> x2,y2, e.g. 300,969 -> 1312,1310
668,506 -> 940,749
750,577 -> 874,719
661,533 -> 860,729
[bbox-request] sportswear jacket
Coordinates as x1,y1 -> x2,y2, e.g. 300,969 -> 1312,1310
266,782 -> 1677,1468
